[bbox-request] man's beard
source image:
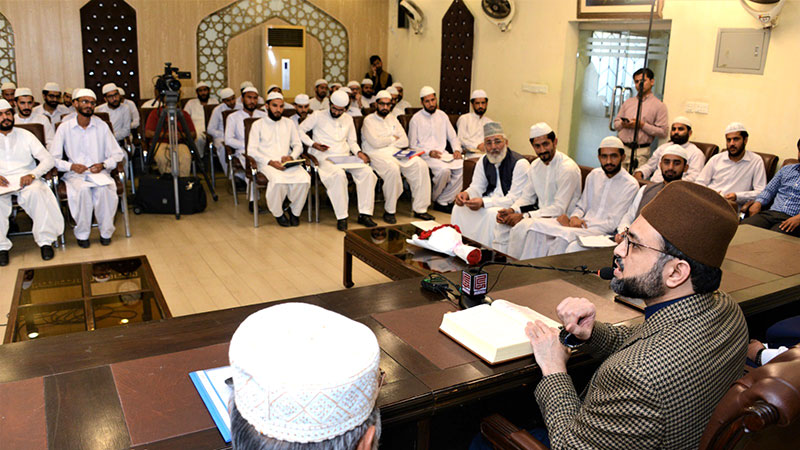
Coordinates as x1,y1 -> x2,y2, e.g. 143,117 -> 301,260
610,256 -> 668,300
198,94 -> 210,103
377,108 -> 390,118
46,100 -> 59,108
486,147 -> 507,165
0,118 -> 13,131
423,105 -> 436,114
108,99 -> 120,108
662,169 -> 682,183
671,133 -> 689,145
602,163 -> 621,176
244,104 -> 256,113
267,109 -> 281,121
474,108 -> 486,117
78,107 -> 93,117
728,144 -> 744,157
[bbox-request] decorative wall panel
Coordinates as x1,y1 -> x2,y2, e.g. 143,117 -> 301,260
197,0 -> 348,95
439,0 -> 474,115
0,12 -> 16,85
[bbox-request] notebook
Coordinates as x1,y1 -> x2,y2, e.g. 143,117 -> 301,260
189,366 -> 233,443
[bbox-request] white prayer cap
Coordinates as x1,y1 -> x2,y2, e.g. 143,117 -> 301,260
74,88 -> 97,100
240,80 -> 255,90
419,86 -> 435,98
242,86 -> 259,95
73,88 -> 82,98
392,82 -> 403,89
293,93 -> 310,105
330,82 -> 342,89
361,78 -> 373,86
672,116 -> 692,128
347,80 -> 360,88
43,82 -> 60,92
529,122 -> 553,139
599,136 -> 625,150
661,144 -> 688,161
314,78 -> 328,87
1,82 -> 15,91
14,87 -> 33,98
0,99 -> 11,111
330,90 -> 350,107
219,87 -> 235,99
725,122 -> 747,134
375,90 -> 392,100
195,81 -> 209,89
342,87 -> 352,95
229,303 -> 380,443
387,86 -> 399,96
117,87 -> 125,96
266,91 -> 284,102
101,83 -> 119,95
470,89 -> 487,100
266,84 -> 279,92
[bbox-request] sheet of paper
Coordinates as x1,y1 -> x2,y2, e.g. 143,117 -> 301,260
327,155 -> 363,165
86,172 -> 114,186
0,177 -> 21,196
331,163 -> 368,170
411,220 -> 441,231
439,152 -> 454,162
578,235 -> 617,248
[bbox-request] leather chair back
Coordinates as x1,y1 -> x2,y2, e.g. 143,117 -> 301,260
754,151 -> 779,181
398,114 -> 412,133
448,114 -> 459,130
782,158 -> 799,168
14,123 -> 46,146
221,109 -> 236,133
352,115 -> 364,146
203,104 -> 217,128
579,165 -> 593,190
406,107 -> 422,116
692,141 -> 720,162
699,346 -> 800,450
93,112 -> 114,135
281,108 -> 296,117
462,157 -> 478,191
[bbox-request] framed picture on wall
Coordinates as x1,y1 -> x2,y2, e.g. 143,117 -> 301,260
577,0 -> 664,19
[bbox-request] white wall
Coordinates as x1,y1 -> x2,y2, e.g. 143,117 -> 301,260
388,0 -> 800,162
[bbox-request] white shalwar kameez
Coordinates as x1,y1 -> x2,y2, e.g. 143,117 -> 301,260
183,97 -> 218,157
225,109 -> 267,168
33,104 -> 70,127
247,117 -> 310,217
408,109 -> 463,206
50,117 -> 124,240
309,97 -> 329,112
299,110 -> 377,220
207,103 -> 233,172
0,127 -> 64,250
456,112 -> 492,153
361,112 -> 431,215
94,102 -> 132,141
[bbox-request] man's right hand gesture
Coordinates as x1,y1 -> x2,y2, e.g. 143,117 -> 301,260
429,150 -> 442,159
496,208 -> 523,226
269,160 -> 286,171
455,191 -> 470,207
71,163 -> 89,174
311,142 -> 329,152
556,297 -> 596,341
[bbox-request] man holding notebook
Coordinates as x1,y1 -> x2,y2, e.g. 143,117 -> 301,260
524,181 -> 748,449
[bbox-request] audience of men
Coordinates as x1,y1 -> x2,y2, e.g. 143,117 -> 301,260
309,78 -> 330,112
228,302 -> 381,450
183,81 -> 218,157
391,82 -> 411,115
246,92 -> 309,227
14,88 -> 55,146
500,123 -> 582,257
0,99 -> 63,265
95,83 -> 133,145
361,90 -> 434,224
524,181 -> 747,449
613,68 -> 669,170
456,89 -> 492,156
1,82 -> 16,109
452,122 -> 529,249
408,86 -> 463,213
365,54 -> 393,91
741,139 -> 800,236
226,86 -> 267,210
144,91 -> 196,177
697,122 -> 767,209
299,90 -> 378,231
634,116 -> 705,182
32,82 -> 70,126
291,93 -> 310,126
50,89 -> 124,248
207,87 -> 236,173
516,136 -> 639,257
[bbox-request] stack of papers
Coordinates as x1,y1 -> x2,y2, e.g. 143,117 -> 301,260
0,177 -> 21,196
578,235 -> 617,248
327,155 -> 367,169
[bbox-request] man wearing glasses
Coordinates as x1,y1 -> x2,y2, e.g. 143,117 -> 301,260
525,181 -> 748,449
33,82 -> 70,126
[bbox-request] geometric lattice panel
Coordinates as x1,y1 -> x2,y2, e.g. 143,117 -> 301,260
80,0 -> 141,103
0,12 -> 17,85
197,0 -> 349,95
439,0 -> 474,115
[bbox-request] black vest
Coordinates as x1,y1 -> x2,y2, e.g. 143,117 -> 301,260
483,149 -> 524,197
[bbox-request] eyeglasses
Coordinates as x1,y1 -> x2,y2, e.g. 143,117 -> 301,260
78,99 -> 96,106
619,228 -> 675,258
485,138 -> 504,147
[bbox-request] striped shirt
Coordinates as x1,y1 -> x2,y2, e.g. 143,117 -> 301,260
755,163 -> 800,216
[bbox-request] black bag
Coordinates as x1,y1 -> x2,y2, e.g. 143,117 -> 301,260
134,174 -> 207,214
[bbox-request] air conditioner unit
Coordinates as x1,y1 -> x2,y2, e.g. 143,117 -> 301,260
264,25 -> 306,101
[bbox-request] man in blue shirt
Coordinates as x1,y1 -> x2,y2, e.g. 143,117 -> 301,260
742,140 -> 800,236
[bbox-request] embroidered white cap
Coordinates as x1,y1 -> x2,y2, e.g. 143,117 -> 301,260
74,88 -> 97,100
43,82 -> 61,92
725,122 -> 747,134
419,86 -> 435,98
240,81 -> 255,90
314,78 -> 328,87
102,83 -> 119,95
1,82 -> 16,91
347,80 -> 360,88
14,87 -> 33,98
387,86 -> 399,96
293,94 -> 310,105
600,136 -> 626,150
219,87 -> 235,99
0,99 -> 11,111
196,81 -> 209,89
470,89 -> 487,100
229,302 -> 380,443
529,122 -> 554,139
330,90 -> 350,108
392,82 -> 403,89
361,78 -> 373,86
672,116 -> 692,128
662,144 -> 688,161
375,90 -> 392,100
242,86 -> 259,95
266,92 -> 284,102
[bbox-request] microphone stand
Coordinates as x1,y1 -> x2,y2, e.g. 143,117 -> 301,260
628,0 -> 657,174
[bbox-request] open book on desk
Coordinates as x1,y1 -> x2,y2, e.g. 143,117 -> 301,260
189,366 -> 233,443
439,300 -> 560,365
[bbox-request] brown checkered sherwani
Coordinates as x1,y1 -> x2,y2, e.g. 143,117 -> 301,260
535,291 -> 748,449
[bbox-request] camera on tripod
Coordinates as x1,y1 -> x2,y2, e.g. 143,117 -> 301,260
155,62 -> 191,97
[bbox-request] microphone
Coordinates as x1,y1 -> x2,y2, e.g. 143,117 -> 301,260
596,267 -> 614,280
460,267 -> 489,309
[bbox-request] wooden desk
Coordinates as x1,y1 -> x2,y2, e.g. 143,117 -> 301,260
1,226 -> 798,449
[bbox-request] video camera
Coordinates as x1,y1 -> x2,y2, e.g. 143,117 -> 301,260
155,62 -> 191,96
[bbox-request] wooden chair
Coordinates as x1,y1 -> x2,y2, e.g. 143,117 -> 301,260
221,109 -> 246,206
202,103 -> 220,189
242,117 -> 268,227
352,115 -> 365,146
693,141 -> 720,163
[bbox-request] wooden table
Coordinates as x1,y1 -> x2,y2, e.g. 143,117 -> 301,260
1,226 -> 798,449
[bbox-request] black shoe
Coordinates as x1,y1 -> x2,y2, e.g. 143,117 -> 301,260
40,245 -> 54,261
100,237 -> 112,246
289,213 -> 300,227
358,214 -> 377,228
413,211 -> 435,221
234,178 -> 248,192
275,214 -> 291,227
77,239 -> 90,248
0,250 -> 8,266
337,219 -> 348,231
432,203 -> 453,214
248,202 -> 266,214
383,212 -> 397,224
